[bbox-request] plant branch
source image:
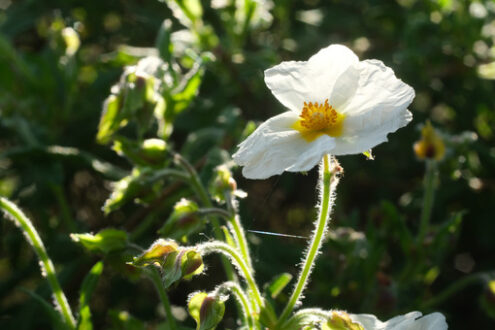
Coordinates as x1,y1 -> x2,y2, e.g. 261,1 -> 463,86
0,197 -> 76,329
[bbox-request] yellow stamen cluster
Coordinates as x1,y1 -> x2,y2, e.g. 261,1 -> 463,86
292,99 -> 345,142
300,100 -> 338,130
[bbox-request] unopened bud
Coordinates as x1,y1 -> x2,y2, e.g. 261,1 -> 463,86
188,292 -> 225,330
131,239 -> 178,267
414,121 -> 445,161
209,165 -> 240,203
141,138 -> 167,164
162,248 -> 204,288
158,199 -> 203,242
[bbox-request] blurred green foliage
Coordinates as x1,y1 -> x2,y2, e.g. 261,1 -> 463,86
1,0 -> 495,329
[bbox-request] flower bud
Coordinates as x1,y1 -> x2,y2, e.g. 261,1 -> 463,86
162,249 -> 204,288
188,292 -> 225,330
131,239 -> 179,267
209,165 -> 246,203
131,239 -> 203,287
414,121 -> 445,161
158,199 -> 203,242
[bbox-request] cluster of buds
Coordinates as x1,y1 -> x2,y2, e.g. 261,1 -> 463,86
131,239 -> 203,288
209,165 -> 246,203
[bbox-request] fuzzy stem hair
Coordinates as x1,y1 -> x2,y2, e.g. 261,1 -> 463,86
277,155 -> 341,326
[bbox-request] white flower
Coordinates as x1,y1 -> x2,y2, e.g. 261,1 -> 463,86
350,311 -> 448,330
233,44 -> 415,179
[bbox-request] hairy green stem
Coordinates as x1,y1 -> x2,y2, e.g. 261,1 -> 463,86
418,160 -> 436,244
174,154 -> 235,281
148,268 -> 177,330
214,281 -> 255,329
0,197 -> 76,329
225,193 -> 253,271
277,155 -> 339,326
198,241 -> 263,312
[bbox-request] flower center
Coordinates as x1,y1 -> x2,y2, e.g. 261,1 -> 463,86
291,99 -> 345,142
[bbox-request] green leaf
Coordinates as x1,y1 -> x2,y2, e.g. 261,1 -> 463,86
97,94 -> 122,144
78,261 -> 104,330
71,229 -> 128,254
171,63 -> 204,115
167,0 -> 203,28
267,273 -> 292,299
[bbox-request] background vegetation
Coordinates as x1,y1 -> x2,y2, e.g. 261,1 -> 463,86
1,0 -> 494,329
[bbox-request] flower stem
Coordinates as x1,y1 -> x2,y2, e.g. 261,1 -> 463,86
174,153 -> 236,281
148,268 -> 177,330
225,193 -> 253,271
198,241 -> 263,312
277,155 -> 339,326
0,197 -> 76,329
417,160 -> 436,245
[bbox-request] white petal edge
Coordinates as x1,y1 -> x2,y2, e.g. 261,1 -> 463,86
330,59 -> 415,155
331,109 -> 413,155
264,44 -> 359,112
340,59 -> 415,118
233,111 -> 336,179
350,311 -> 448,330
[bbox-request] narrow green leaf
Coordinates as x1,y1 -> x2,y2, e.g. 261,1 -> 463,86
77,261 -> 104,330
267,273 -> 293,299
71,229 -> 128,254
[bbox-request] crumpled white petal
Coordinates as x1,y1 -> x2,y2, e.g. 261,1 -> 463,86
350,311 -> 447,330
232,111 -> 336,179
264,44 -> 359,112
329,59 -> 414,155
